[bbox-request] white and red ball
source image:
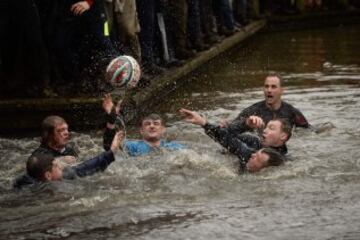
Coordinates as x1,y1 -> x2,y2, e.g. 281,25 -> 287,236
105,55 -> 141,88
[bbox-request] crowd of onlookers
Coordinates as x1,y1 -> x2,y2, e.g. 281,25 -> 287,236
1,0 -> 359,98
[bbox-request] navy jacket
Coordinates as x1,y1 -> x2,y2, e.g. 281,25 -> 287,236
13,151 -> 115,189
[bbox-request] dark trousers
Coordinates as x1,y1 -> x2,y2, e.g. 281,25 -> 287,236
199,0 -> 216,38
213,0 -> 235,31
136,0 -> 157,62
187,0 -> 202,44
168,0 -> 188,51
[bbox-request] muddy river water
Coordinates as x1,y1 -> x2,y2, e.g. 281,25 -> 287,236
0,25 -> 360,239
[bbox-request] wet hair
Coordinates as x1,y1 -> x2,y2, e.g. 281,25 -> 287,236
26,154 -> 55,181
40,116 -> 66,145
262,148 -> 285,167
140,114 -> 164,126
266,72 -> 284,87
271,118 -> 292,141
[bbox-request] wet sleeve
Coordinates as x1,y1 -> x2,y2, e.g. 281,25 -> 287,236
235,103 -> 259,120
292,106 -> 310,128
230,104 -> 260,133
13,174 -> 36,190
72,151 -> 115,177
227,118 -> 250,134
103,127 -> 116,151
85,0 -> 94,7
203,123 -> 256,165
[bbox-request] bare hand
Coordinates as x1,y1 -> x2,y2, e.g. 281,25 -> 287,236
246,116 -> 265,129
218,119 -> 229,128
70,1 -> 90,16
115,99 -> 123,115
179,108 -> 207,126
110,131 -> 125,153
102,93 -> 114,114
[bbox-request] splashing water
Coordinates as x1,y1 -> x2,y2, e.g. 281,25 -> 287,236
1,25 -> 360,240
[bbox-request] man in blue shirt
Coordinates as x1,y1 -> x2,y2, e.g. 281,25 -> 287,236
102,94 -> 184,156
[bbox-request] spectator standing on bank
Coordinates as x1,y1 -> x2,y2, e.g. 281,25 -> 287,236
104,0 -> 142,62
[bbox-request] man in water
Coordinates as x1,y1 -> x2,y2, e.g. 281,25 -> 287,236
13,131 -> 124,189
221,73 -> 311,133
180,108 -> 289,173
102,94 -> 184,156
29,115 -> 79,165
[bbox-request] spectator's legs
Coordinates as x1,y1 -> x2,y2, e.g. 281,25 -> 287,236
114,0 -> 141,62
187,0 -> 209,51
136,0 -> 165,75
168,0 -> 196,60
213,0 -> 236,36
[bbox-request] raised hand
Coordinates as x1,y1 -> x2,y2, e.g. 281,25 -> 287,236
115,99 -> 123,115
102,93 -> 114,114
179,108 -> 207,126
246,116 -> 265,129
110,131 -> 125,153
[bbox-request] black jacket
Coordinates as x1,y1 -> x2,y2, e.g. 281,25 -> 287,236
203,123 -> 287,170
30,144 -> 78,159
228,100 -> 309,134
13,151 -> 115,190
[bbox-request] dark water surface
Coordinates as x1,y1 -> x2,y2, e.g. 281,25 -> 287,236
1,25 -> 360,240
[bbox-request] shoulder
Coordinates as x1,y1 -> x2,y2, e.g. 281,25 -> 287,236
162,141 -> 185,150
30,145 -> 51,157
244,101 -> 266,112
125,140 -> 147,147
281,101 -> 301,110
281,101 -> 304,114
124,140 -> 151,156
64,145 -> 78,157
281,101 -> 294,108
247,100 -> 265,109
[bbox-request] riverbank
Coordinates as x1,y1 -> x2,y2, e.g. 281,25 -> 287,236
1,9 -> 359,133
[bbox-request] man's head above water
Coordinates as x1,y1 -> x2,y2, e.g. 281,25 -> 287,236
41,116 -> 69,151
263,73 -> 284,110
139,114 -> 166,146
246,147 -> 285,173
27,154 -> 63,182
261,118 -> 292,147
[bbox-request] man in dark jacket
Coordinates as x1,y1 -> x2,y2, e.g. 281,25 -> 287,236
221,73 -> 311,133
29,115 -> 78,165
13,131 -> 124,189
180,108 -> 289,172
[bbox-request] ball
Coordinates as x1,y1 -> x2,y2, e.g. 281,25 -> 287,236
105,55 -> 141,88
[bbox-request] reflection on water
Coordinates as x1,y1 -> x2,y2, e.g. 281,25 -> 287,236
1,25 -> 360,239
